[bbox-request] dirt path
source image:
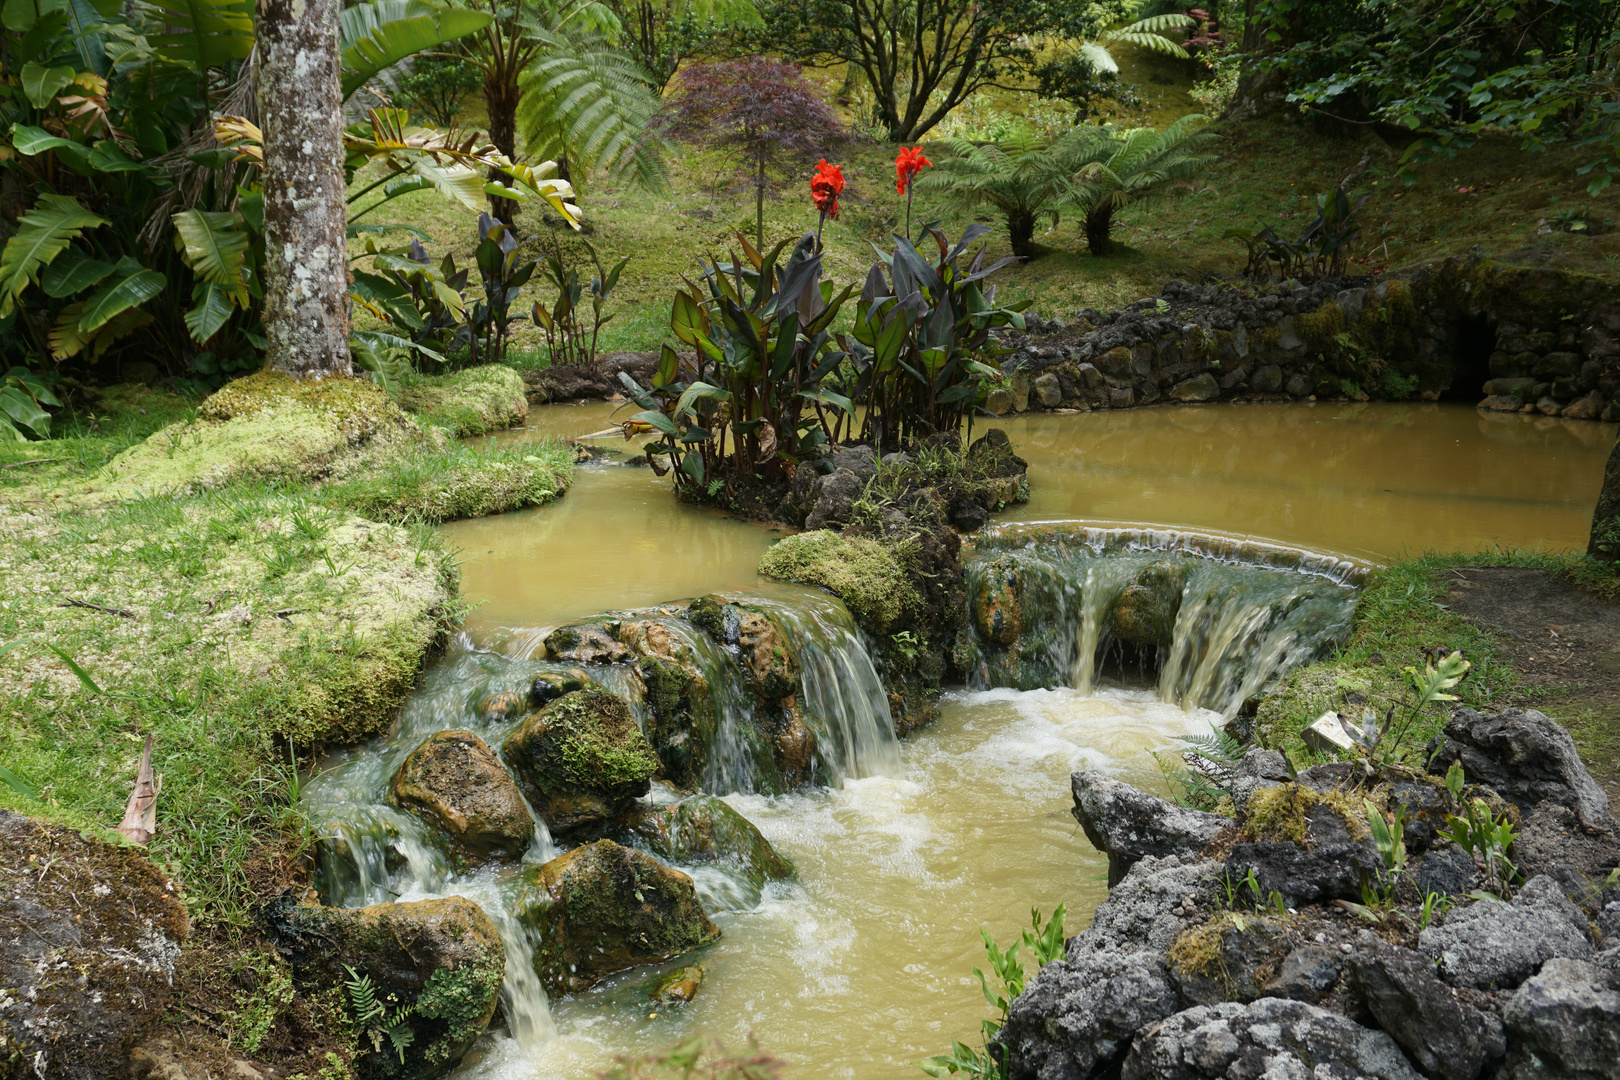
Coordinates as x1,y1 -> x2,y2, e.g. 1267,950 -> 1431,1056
1444,566 -> 1620,808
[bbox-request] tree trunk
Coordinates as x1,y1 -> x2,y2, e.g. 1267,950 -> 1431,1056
1085,203 -> 1114,257
1007,211 -> 1035,259
257,0 -> 350,376
1590,435 -> 1620,562
485,70 -> 520,223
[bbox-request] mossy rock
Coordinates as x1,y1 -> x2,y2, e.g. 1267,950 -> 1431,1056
264,895 -> 505,1080
682,599 -> 800,703
1242,783 -> 1367,848
512,839 -> 719,996
972,553 -> 1024,646
623,795 -> 795,897
756,530 -> 919,636
527,669 -> 594,707
543,623 -> 629,665
388,729 -> 534,865
1109,560 -> 1189,647
0,810 -> 189,1079
397,366 -> 529,437
475,690 -> 525,724
633,654 -> 718,789
502,690 -> 659,834
1166,912 -> 1288,1006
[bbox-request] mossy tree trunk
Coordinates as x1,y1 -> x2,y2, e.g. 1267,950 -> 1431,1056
1085,201 -> 1114,257
257,0 -> 351,377
1590,435 -> 1620,563
1007,210 -> 1036,260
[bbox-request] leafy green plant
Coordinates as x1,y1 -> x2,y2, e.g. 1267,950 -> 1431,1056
1068,115 -> 1219,257
1363,798 -> 1407,904
532,239 -> 630,369
1344,650 -> 1470,766
344,964 -> 415,1064
915,132 -> 1089,259
1,367 -> 59,440
920,905 -> 1065,1079
395,55 -> 482,127
1417,891 -> 1452,933
1156,728 -> 1251,810
1226,187 -> 1367,281
1440,797 -> 1521,897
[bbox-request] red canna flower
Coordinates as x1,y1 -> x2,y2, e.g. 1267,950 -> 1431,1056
811,159 -> 845,219
895,146 -> 932,195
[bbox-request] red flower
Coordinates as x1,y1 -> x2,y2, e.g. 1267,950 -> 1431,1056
811,159 -> 845,218
895,146 -> 932,195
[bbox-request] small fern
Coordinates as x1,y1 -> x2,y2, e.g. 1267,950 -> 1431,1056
1157,728 -> 1248,810
344,964 -> 416,1064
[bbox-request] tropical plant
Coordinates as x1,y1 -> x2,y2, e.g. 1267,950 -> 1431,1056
1341,649 -> 1471,767
395,55 -> 483,126
1034,11 -> 1195,123
914,132 -> 1087,258
602,0 -> 762,88
844,224 -> 1028,451
920,905 -> 1066,1079
658,58 -> 846,249
343,964 -> 415,1064
531,239 -> 631,369
1069,115 -> 1219,256
1,367 -> 59,440
895,146 -> 932,237
1440,797 -> 1521,897
619,231 -> 857,493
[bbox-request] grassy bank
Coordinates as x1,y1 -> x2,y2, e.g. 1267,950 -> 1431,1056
1257,550 -> 1620,793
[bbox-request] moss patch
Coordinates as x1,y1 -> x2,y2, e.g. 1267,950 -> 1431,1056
757,530 -> 919,635
396,366 -> 530,437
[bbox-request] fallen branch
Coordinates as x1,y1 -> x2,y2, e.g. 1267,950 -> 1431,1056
117,734 -> 161,844
0,458 -> 64,469
59,597 -> 137,619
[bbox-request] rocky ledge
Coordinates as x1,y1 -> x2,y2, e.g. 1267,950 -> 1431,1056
1003,706 -> 1620,1080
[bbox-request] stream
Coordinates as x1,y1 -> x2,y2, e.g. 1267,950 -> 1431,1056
303,401 -> 1614,1078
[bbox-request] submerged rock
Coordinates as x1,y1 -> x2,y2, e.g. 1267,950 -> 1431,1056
621,795 -> 795,895
389,729 -> 534,865
527,669 -> 592,707
1120,998 -> 1423,1080
1071,771 -> 1231,885
475,690 -> 524,724
543,623 -> 629,665
512,839 -> 719,995
502,690 -> 659,834
0,810 -> 188,1080
265,895 -> 505,1080
647,965 -> 704,1004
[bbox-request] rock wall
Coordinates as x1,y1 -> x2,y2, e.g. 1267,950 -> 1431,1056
996,254 -> 1620,422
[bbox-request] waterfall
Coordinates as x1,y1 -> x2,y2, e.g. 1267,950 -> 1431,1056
964,525 -> 1359,719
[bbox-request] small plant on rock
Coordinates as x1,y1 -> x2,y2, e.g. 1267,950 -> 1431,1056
1440,797 -> 1521,897
343,964 -> 415,1064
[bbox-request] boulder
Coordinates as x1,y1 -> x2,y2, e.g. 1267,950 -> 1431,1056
804,468 -> 864,530
733,607 -> 800,702
1120,998 -> 1423,1080
1537,396 -> 1564,416
543,624 -> 628,665
1034,372 -> 1063,407
1077,855 -> 1226,957
1169,373 -> 1219,402
1003,948 -> 1182,1080
1071,771 -> 1231,886
475,690 -> 523,724
1263,944 -> 1343,1003
1108,561 -> 1187,647
1229,748 -> 1291,812
502,690 -> 659,834
512,839 -> 719,995
528,669 -> 591,707
620,795 -> 795,897
1223,841 -> 1383,907
1562,390 -> 1606,420
388,729 -> 534,864
1484,376 -> 1537,397
1347,934 -> 1505,1080
1418,875 -> 1594,990
1251,364 -> 1283,393
1479,394 -> 1526,411
0,810 -> 188,1080
634,653 -> 717,789
968,428 -> 1028,477
1500,957 -> 1620,1079
1410,843 -> 1479,898
1285,372 -> 1314,397
265,895 -> 504,1080
1166,913 -> 1288,1006
1426,707 -> 1616,831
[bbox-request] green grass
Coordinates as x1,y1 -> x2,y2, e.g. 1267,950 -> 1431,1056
1257,550 -> 1620,771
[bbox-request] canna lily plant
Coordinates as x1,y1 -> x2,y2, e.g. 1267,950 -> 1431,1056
810,159 -> 845,247
895,146 -> 932,237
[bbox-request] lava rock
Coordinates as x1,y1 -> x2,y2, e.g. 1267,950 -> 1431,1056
265,895 -> 505,1080
1120,998 -> 1423,1080
1078,855 -> 1225,957
804,469 -> 864,530
1264,944 -> 1343,1002
1426,707 -> 1616,831
1229,748 -> 1291,813
1418,874 -> 1594,990
1002,948 -> 1182,1080
1285,372 -> 1314,397
512,839 -> 719,995
968,427 -> 1028,477
1511,801 -> 1620,905
1034,372 -> 1063,407
388,729 -> 534,864
1409,843 -> 1479,897
1251,364 -> 1283,393
1167,914 -> 1288,1005
1500,957 -> 1620,1079
0,810 -> 188,1080
1071,772 -> 1232,885
502,690 -> 659,834
1223,841 -> 1382,907
1347,934 -> 1505,1080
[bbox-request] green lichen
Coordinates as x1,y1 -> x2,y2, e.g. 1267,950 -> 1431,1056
1167,914 -> 1232,981
1242,784 -> 1369,846
1296,301 -> 1345,352
397,366 -> 529,437
757,530 -> 919,635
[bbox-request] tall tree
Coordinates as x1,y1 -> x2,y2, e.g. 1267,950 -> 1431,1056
257,0 -> 352,375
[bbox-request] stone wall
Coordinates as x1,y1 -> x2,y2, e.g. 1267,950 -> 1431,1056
995,253 -> 1620,422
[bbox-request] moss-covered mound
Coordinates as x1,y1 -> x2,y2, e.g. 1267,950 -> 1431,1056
512,839 -> 719,996
622,795 -> 796,895
397,366 -> 529,436
757,531 -> 919,635
502,690 -> 659,833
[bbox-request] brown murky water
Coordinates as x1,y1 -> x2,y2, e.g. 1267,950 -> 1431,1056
417,401 -> 1616,1078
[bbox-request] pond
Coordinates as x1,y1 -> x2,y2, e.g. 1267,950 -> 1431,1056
307,402 -> 1613,1079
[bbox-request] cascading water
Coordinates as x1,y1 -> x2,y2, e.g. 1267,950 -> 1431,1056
299,529 -> 1364,1078
963,524 -> 1364,719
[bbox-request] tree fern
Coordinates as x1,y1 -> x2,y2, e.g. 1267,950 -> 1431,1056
1070,114 -> 1218,256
